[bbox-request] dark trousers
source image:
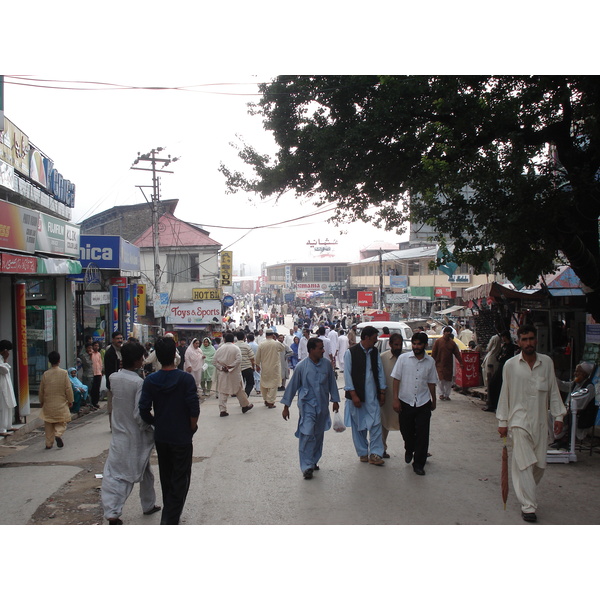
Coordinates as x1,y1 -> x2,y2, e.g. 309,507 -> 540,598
155,441 -> 193,525
399,400 -> 432,469
91,375 -> 102,406
241,367 -> 255,398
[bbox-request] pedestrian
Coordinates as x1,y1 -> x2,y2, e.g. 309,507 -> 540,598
90,341 -> 103,409
391,332 -> 438,476
380,333 -> 403,458
78,343 -> 94,409
277,334 -> 293,390
101,341 -> 161,524
234,330 -> 256,399
67,366 -> 88,414
317,326 -> 334,364
347,323 -> 358,348
255,329 -> 286,408
458,324 -> 474,345
431,326 -> 463,401
497,324 -> 566,523
297,328 -> 310,362
38,351 -> 74,449
482,331 -> 501,388
281,338 -> 340,479
214,332 -> 254,417
177,338 -> 188,371
289,336 -> 300,370
104,330 -> 124,428
343,325 -> 387,466
483,331 -> 517,412
327,326 -> 339,369
200,337 -> 216,396
139,336 -> 200,525
247,333 -> 261,396
337,329 -> 349,371
0,340 -> 17,437
185,338 -> 206,401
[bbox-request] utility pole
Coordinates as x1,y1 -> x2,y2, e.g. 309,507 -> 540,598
131,148 -> 179,334
379,248 -> 384,310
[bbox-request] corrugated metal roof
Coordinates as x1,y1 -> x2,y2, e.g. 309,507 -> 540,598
134,213 -> 221,248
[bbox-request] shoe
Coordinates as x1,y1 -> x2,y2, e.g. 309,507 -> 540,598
219,411 -> 229,417
303,468 -> 314,479
368,454 -> 385,466
313,464 -> 320,471
108,518 -> 123,525
405,450 -> 413,464
143,505 -> 162,515
522,512 -> 537,523
56,437 -> 64,448
359,455 -> 369,463
482,407 -> 496,412
413,466 -> 426,476
277,386 -> 285,391
45,445 -> 52,450
242,403 -> 254,414
441,395 -> 451,401
266,403 -> 276,409
382,452 -> 390,459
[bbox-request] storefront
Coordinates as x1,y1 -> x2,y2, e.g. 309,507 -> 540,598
76,235 -> 142,351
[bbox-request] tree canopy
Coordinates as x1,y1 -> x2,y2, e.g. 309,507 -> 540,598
221,76 -> 600,319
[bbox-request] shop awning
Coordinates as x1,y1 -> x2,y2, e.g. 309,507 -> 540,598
462,282 -> 545,302
435,305 -> 466,315
37,257 -> 82,274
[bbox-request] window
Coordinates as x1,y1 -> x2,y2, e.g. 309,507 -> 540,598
167,253 -> 199,283
334,266 -> 349,281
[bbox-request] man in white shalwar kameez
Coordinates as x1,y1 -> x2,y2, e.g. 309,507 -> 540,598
255,330 -> 286,408
101,341 -> 160,524
213,333 -> 253,417
497,324 -> 566,523
281,338 -> 339,479
0,340 -> 17,436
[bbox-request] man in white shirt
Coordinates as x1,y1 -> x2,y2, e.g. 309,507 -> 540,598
327,327 -> 339,369
298,328 -> 310,362
497,324 -> 566,523
391,332 -> 438,476
317,326 -> 333,363
337,330 -> 349,371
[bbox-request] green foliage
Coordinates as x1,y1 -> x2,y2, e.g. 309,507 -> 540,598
221,76 -> 600,316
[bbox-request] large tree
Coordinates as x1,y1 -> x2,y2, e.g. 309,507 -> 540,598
221,76 -> 600,319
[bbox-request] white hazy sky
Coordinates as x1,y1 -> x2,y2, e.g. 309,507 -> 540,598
3,3 -> 593,582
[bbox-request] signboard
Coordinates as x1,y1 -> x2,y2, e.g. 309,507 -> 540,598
137,284 -> 146,317
357,291 -> 374,306
79,235 -> 140,271
222,295 -> 235,308
389,275 -> 409,289
35,213 -> 80,257
386,293 -> 409,304
220,251 -> 232,286
0,252 -> 37,273
110,277 -> 128,288
165,300 -> 222,325
0,199 -> 38,253
448,274 -> 471,283
90,292 -> 111,305
296,282 -> 330,290
192,288 -> 220,301
153,292 -> 170,318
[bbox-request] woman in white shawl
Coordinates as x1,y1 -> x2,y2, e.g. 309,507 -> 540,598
185,338 -> 206,399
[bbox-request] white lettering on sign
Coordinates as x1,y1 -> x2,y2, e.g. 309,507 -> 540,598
80,244 -> 113,261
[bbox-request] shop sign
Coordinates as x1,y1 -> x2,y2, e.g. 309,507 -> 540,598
192,288 -> 220,301
110,277 -> 128,288
0,252 -> 37,273
79,235 -> 140,271
389,275 -> 409,289
0,159 -> 14,190
153,292 -> 170,318
357,291 -> 374,306
296,282 -> 329,290
386,293 -> 409,304
285,265 -> 291,287
165,300 -> 222,325
0,198 -> 38,253
35,213 -> 80,257
15,282 -> 30,416
448,274 -> 471,283
0,118 -> 30,176
435,287 -> 452,297
137,284 -> 146,316
220,251 -> 232,286
90,292 -> 111,305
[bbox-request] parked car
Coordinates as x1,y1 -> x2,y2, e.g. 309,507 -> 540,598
425,334 -> 468,355
356,320 -> 413,352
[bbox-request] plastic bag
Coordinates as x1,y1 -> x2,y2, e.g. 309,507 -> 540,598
332,410 -> 346,433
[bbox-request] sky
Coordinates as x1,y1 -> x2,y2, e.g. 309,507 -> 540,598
3,2 -> 595,587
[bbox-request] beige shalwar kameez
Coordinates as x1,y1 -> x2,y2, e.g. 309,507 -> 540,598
497,353 -> 566,514
255,339 -> 285,405
38,366 -> 74,448
213,342 -> 250,413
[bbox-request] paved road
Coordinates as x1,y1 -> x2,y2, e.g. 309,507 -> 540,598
1,378 -> 599,525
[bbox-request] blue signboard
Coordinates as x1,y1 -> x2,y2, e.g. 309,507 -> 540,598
222,295 -> 235,308
79,235 -> 140,271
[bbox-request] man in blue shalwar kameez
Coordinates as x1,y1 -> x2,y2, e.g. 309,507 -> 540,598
281,338 -> 340,479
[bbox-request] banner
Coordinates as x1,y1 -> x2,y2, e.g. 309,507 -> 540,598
220,251 -> 232,287
15,283 -> 30,416
137,284 -> 146,316
165,301 -> 222,325
111,286 -> 119,332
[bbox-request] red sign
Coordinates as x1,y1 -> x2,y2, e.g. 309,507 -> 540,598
110,277 -> 128,288
15,282 -> 31,415
455,351 -> 481,388
357,291 -> 374,306
0,252 -> 38,273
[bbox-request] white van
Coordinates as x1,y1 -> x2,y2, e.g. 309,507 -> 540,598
356,321 -> 413,352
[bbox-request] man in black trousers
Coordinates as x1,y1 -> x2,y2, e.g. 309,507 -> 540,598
390,332 -> 438,476
139,336 -> 200,525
